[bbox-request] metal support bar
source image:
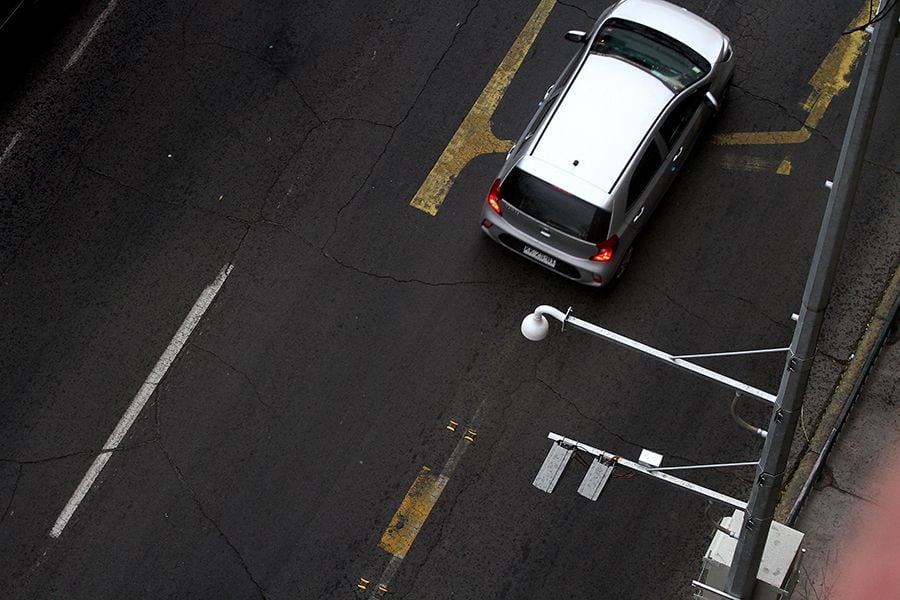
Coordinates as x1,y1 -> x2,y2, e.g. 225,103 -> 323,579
672,347 -> 789,360
647,461 -> 758,473
530,306 -> 777,405
691,580 -> 741,600
547,433 -> 747,510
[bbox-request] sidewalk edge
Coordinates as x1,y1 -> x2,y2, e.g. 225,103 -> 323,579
775,262 -> 900,522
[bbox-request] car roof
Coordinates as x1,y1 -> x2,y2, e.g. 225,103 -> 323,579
528,54 -> 672,205
609,0 -> 727,65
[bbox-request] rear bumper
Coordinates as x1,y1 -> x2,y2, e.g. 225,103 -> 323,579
480,209 -> 614,287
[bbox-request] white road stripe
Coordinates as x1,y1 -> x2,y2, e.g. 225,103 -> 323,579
0,131 -> 22,168
50,263 -> 233,538
64,0 -> 119,72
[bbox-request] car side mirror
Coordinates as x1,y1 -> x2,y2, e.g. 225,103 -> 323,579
565,30 -> 587,43
704,91 -> 719,110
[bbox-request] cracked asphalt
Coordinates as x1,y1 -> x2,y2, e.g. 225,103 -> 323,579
1,0 -> 896,598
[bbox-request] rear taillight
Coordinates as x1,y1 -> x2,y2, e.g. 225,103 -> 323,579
486,179 -> 502,215
591,235 -> 619,262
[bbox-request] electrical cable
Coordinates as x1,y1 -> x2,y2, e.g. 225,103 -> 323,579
843,0 -> 898,35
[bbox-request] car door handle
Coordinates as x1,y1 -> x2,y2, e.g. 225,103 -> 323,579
632,206 -> 645,223
672,146 -> 684,162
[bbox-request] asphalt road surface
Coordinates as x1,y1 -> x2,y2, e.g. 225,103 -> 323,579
1,1 -> 895,598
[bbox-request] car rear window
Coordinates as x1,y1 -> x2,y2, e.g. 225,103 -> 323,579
590,18 -> 710,92
501,169 -> 611,242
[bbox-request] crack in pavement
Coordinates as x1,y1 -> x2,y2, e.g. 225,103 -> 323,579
555,0 -> 597,21
728,83 -> 832,143
639,278 -> 744,331
0,463 -> 22,530
698,286 -> 795,333
187,342 -> 277,413
863,156 -> 900,176
818,350 -> 849,365
310,0 -> 489,269
321,251 -> 502,288
154,404 -> 269,600
825,478 -> 878,506
0,438 -> 159,467
160,0 -> 538,287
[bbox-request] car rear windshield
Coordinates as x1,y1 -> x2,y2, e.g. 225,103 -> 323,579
501,169 -> 611,242
590,18 -> 710,92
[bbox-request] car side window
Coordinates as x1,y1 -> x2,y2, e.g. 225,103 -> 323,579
626,142 -> 663,210
659,88 -> 707,147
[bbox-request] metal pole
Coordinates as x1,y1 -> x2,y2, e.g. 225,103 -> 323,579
725,5 -> 899,596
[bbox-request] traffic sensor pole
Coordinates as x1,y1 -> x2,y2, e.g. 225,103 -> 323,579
725,4 -> 900,596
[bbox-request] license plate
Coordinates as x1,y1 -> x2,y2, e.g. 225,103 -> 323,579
523,245 -> 557,268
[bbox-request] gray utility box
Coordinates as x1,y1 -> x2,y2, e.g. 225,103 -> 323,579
697,510 -> 804,599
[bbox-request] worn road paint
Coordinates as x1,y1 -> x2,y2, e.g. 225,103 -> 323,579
409,0 -> 556,216
0,131 -> 22,168
718,153 -> 780,173
776,159 -> 792,176
369,413 -> 481,597
717,154 -> 793,176
50,263 -> 233,538
801,4 -> 871,128
714,129 -> 812,147
714,4 -> 870,147
379,466 -> 448,559
65,0 -> 119,71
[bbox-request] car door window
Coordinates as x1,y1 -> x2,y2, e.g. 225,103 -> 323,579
626,142 -> 663,210
660,87 -> 707,147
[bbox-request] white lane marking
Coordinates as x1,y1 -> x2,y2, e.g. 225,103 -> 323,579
50,263 -> 234,538
64,0 -> 119,72
0,131 -> 22,168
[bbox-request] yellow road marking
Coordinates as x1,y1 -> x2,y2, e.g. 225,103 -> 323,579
715,129 -> 812,146
718,153 -> 782,173
776,159 -> 792,176
717,154 -> 792,176
379,466 -> 449,559
409,0 -> 556,216
714,4 -> 870,147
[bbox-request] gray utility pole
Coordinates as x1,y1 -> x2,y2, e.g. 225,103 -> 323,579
725,4 -> 900,597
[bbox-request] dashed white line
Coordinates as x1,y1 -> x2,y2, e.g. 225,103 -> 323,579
64,0 -> 119,72
50,263 -> 234,538
0,131 -> 22,168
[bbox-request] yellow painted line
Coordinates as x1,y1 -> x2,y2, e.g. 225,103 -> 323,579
714,128 -> 811,146
776,159 -> 792,176
714,4 -> 870,147
718,153 -> 780,173
802,4 -> 871,128
717,154 -> 793,176
378,466 -> 449,559
409,0 -> 556,216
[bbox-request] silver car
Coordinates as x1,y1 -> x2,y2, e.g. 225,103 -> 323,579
481,0 -> 734,286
